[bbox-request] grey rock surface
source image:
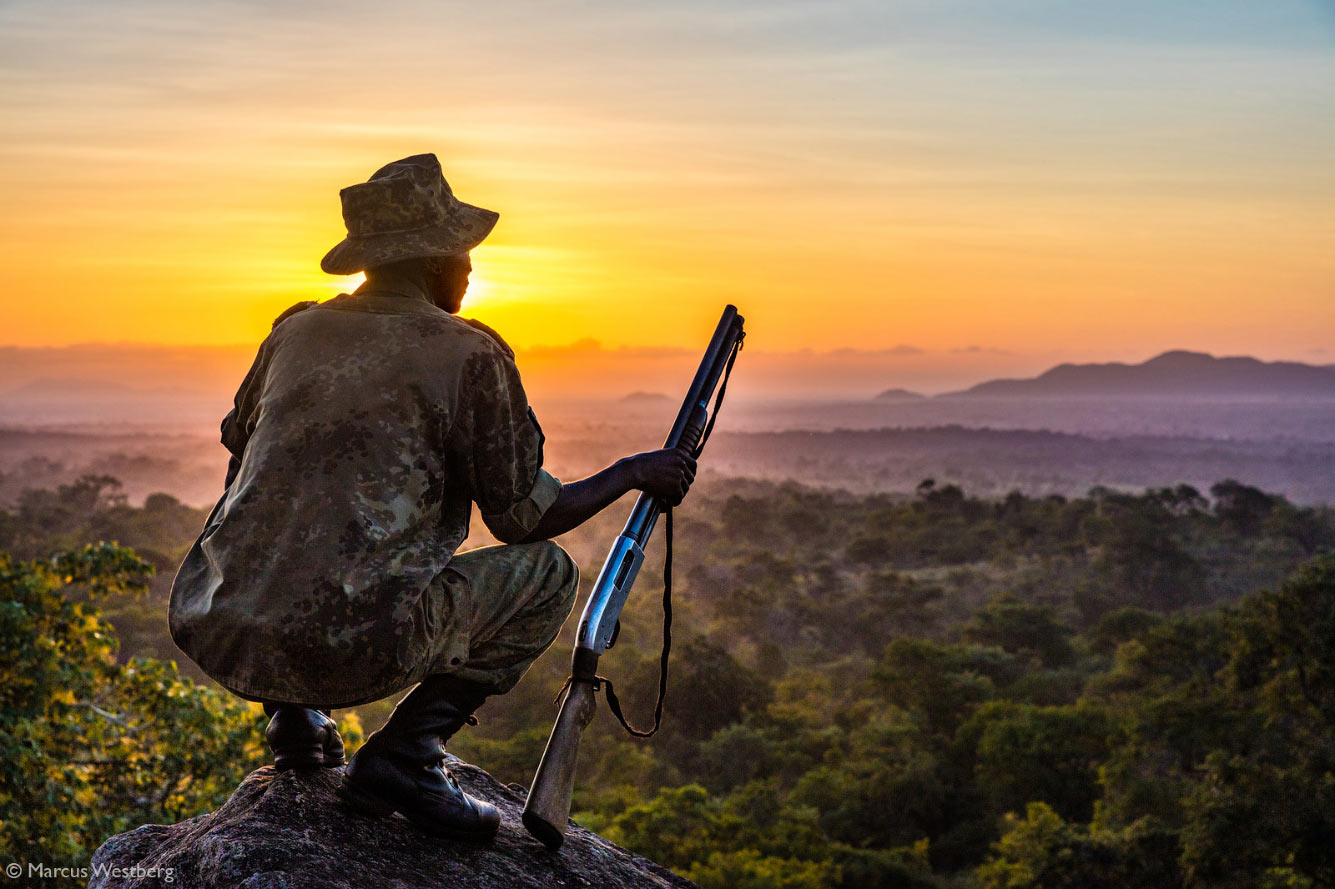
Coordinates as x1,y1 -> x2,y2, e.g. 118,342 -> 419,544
89,756 -> 697,889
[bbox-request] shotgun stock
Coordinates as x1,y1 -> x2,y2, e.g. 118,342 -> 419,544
522,305 -> 745,850
520,673 -> 598,849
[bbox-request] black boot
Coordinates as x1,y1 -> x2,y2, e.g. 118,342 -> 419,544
264,706 -> 347,770
338,675 -> 500,840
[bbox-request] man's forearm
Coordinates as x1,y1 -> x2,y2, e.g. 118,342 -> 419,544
519,459 -> 639,543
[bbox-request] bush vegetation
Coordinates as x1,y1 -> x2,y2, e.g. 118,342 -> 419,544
1,475 -> 1331,888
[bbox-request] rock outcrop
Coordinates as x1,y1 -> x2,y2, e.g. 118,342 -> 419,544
89,756 -> 697,889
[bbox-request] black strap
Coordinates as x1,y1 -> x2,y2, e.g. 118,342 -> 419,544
594,333 -> 743,738
694,333 -> 742,460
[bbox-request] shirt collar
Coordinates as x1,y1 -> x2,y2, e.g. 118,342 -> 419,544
352,276 -> 433,305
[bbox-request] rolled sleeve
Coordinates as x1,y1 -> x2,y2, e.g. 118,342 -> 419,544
481,467 -> 562,543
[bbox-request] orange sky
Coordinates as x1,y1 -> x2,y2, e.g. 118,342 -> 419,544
0,1 -> 1332,369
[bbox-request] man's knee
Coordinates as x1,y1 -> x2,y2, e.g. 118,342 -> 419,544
507,539 -> 578,625
452,539 -> 579,630
535,540 -> 579,607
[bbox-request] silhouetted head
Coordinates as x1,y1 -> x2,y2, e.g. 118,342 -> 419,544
363,252 -> 472,314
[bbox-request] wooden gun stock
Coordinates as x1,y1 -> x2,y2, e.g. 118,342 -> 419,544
521,677 -> 599,850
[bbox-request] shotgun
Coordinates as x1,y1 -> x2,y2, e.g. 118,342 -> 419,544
522,304 -> 746,850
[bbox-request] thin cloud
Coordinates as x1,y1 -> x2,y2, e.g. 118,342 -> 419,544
831,344 -> 923,357
952,345 -> 1013,356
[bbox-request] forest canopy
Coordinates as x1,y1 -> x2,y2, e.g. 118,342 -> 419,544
1,475 -> 1332,888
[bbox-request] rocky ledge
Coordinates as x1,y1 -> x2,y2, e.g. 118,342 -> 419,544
89,756 -> 696,889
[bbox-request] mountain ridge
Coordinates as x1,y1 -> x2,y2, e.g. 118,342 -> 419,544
941,350 -> 1335,398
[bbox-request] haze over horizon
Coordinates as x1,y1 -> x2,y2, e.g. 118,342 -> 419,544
1,0 -> 1332,366
4,341 -> 1334,403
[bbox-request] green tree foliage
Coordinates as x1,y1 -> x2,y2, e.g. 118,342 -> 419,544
1078,488 -> 1207,619
3,476 -> 1333,888
0,543 -> 267,880
873,639 -> 1019,737
686,849 -> 841,889
1176,556 -> 1335,888
965,702 -> 1113,822
1088,611 -> 1238,830
1210,479 -> 1278,538
792,710 -> 943,849
977,802 -> 1180,889
963,599 -> 1077,669
1085,607 -> 1162,656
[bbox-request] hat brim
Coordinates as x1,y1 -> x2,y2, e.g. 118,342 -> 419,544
320,202 -> 499,276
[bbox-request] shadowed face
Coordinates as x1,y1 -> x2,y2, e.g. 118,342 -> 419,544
429,253 -> 472,314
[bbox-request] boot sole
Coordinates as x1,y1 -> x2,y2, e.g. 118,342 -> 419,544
336,779 -> 499,842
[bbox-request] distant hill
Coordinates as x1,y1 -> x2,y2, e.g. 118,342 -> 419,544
874,388 -> 926,402
946,351 -> 1335,398
618,391 -> 672,404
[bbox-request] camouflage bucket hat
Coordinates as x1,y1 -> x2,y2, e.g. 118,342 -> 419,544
320,154 -> 499,275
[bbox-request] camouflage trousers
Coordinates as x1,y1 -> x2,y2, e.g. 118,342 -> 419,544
258,540 -> 579,708
409,540 -> 580,695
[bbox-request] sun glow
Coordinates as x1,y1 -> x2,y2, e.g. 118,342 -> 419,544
461,272 -> 496,310
322,273 -> 365,299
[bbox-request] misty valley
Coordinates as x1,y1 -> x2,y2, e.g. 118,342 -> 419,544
2,392 -> 1333,508
3,356 -> 1333,888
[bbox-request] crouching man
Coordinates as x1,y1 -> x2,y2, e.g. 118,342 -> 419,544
168,154 -> 694,840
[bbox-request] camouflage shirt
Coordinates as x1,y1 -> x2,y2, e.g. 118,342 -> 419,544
167,288 -> 561,706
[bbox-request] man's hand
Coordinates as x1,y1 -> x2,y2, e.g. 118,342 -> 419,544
625,446 -> 697,507
518,446 -> 698,543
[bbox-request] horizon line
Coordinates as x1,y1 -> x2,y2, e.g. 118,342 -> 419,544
0,340 -> 1328,366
